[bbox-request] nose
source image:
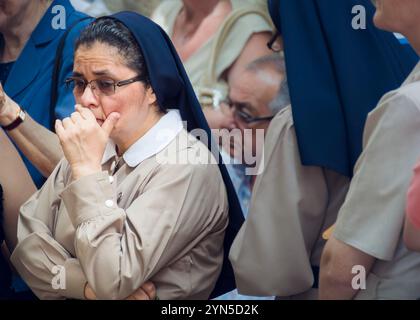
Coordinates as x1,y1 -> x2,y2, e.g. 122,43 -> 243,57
78,83 -> 99,109
226,109 -> 238,130
220,103 -> 237,130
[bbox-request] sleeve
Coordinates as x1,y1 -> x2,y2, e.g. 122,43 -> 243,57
406,160 -> 420,229
60,163 -> 226,300
10,160 -> 88,300
229,108 -> 329,297
334,92 -> 420,261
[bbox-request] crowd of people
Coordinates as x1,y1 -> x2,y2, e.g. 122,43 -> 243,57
1,0 -> 420,300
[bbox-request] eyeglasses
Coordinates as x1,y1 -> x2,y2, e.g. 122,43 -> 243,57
65,75 -> 144,96
221,99 -> 275,124
267,31 -> 282,52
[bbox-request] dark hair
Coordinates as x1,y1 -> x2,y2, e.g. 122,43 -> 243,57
75,17 -> 164,111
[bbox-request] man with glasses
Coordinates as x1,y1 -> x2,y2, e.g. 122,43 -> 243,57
228,53 -> 350,300
214,53 -> 284,301
216,53 -> 285,217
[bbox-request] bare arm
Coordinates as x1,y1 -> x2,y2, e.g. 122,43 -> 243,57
0,129 -> 36,250
0,84 -> 63,177
319,236 -> 375,300
403,217 -> 420,251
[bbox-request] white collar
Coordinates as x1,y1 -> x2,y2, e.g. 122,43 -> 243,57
101,110 -> 184,167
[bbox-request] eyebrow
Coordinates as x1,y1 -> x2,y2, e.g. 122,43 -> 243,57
92,69 -> 116,77
71,70 -> 117,78
233,100 -> 257,113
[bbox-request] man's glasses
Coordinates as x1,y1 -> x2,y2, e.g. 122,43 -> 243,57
267,31 -> 282,52
65,75 -> 144,96
221,99 -> 275,124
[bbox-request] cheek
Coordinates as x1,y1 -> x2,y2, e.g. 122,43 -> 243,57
101,101 -> 122,119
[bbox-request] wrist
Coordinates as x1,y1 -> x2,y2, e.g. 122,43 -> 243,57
71,165 -> 102,181
0,101 -> 20,127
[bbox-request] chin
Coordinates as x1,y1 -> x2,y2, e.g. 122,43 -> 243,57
373,13 -> 390,31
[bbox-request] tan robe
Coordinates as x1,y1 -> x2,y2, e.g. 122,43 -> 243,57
333,62 -> 420,300
11,125 -> 228,300
229,106 -> 349,299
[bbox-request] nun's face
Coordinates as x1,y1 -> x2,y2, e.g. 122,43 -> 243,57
73,42 -> 157,147
373,0 -> 420,34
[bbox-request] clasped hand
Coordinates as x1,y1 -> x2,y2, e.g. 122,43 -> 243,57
55,105 -> 120,180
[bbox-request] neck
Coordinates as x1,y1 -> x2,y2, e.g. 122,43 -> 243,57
115,109 -> 164,156
1,1 -> 51,62
404,29 -> 420,56
182,0 -> 221,22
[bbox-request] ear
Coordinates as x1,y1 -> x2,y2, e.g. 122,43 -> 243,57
146,86 -> 158,106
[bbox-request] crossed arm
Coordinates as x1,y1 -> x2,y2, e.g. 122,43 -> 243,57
319,236 -> 375,300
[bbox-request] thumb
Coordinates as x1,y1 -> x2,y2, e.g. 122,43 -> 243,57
101,112 -> 120,136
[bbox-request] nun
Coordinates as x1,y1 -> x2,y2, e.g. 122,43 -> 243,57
10,12 -> 243,300
229,0 -> 418,299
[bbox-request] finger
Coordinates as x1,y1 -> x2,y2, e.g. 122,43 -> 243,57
141,281 -> 156,300
55,120 -> 65,141
101,112 -> 120,136
132,288 -> 150,300
62,117 -> 73,130
70,112 -> 84,125
75,104 -> 96,121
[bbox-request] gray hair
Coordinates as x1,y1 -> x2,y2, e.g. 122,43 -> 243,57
269,78 -> 290,114
246,52 -> 286,75
245,53 -> 290,115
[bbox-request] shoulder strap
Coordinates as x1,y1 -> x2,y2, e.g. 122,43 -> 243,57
49,17 -> 91,131
202,7 -> 274,87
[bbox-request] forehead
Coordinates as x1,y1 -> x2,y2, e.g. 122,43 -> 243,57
229,69 -> 282,99
74,42 -> 128,73
229,70 -> 259,94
